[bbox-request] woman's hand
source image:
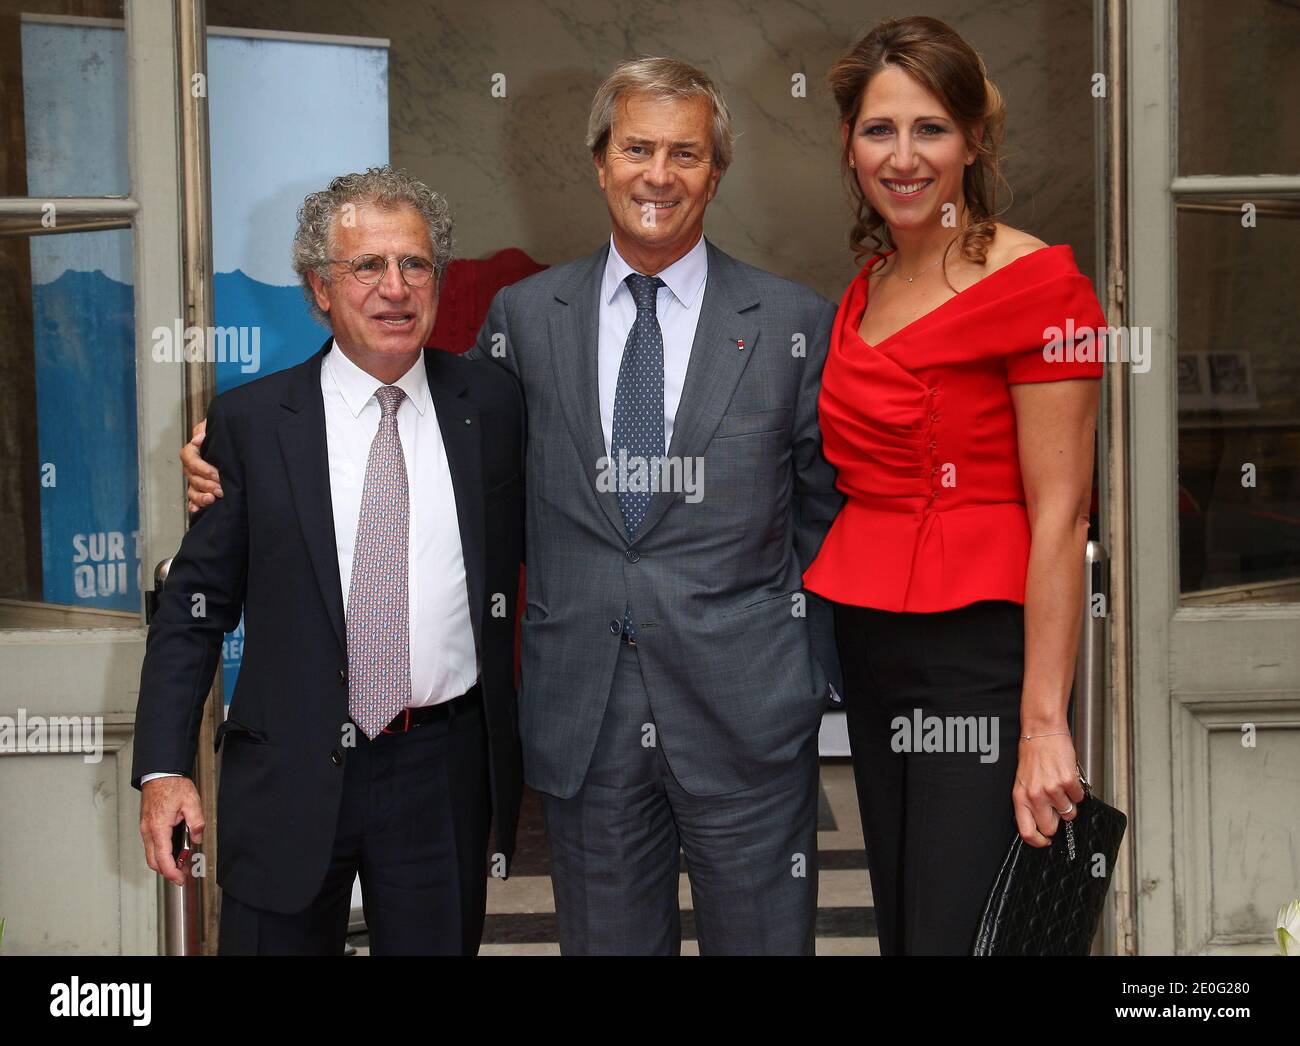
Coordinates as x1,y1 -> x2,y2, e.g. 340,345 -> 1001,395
1012,732 -> 1086,847
1008,376 -> 1099,848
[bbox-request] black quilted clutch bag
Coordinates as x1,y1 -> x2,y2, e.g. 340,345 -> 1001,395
972,771 -> 1127,955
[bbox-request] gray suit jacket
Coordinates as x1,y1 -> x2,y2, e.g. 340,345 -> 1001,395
468,238 -> 843,798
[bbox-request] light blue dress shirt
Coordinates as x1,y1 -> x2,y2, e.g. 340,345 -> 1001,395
598,233 -> 709,457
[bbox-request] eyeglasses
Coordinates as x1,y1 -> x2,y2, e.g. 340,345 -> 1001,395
327,253 -> 437,288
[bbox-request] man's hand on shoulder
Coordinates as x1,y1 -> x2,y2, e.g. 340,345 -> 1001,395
182,418 -> 224,514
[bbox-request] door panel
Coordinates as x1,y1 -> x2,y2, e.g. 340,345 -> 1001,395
1175,200 -> 1300,603
0,0 -> 189,954
1128,0 -> 1300,955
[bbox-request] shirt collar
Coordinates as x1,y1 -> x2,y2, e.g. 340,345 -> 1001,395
602,232 -> 708,309
324,339 -> 430,418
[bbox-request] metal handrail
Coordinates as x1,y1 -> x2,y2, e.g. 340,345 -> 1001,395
1074,541 -> 1109,789
1073,540 -> 1110,956
153,556 -> 203,956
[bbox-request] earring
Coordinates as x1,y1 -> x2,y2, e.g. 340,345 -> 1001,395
849,158 -> 856,168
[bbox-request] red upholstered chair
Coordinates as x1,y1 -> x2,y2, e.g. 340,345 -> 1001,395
427,247 -> 548,353
427,247 -> 548,683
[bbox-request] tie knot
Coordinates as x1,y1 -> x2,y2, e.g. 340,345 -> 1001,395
625,273 -> 665,313
374,385 -> 406,418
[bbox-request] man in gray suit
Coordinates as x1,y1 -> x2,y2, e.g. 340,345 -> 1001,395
468,57 -> 843,955
184,57 -> 842,955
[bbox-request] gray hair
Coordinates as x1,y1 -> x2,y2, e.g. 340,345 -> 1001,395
586,57 -> 735,173
291,166 -> 455,327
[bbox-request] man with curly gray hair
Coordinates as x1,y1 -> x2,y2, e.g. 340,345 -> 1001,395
291,167 -> 456,328
136,166 -> 525,955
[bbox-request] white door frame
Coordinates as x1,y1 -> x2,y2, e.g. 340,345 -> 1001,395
1126,0 -> 1300,955
0,0 -> 190,955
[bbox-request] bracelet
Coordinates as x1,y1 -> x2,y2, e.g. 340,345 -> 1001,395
1019,731 -> 1071,740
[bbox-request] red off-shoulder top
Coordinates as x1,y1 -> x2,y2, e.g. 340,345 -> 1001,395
803,244 -> 1106,613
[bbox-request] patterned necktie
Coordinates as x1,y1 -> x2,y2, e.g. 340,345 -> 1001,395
346,384 -> 411,739
610,272 -> 665,637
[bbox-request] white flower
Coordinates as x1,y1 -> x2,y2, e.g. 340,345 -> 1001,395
1277,900 -> 1300,956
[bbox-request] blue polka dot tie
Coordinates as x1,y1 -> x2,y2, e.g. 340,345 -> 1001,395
346,384 -> 411,739
610,272 -> 665,638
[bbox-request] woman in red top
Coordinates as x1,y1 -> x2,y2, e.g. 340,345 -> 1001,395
806,16 -> 1105,954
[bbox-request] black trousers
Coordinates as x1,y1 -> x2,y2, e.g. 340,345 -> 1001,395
218,696 -> 491,956
834,600 -> 1024,956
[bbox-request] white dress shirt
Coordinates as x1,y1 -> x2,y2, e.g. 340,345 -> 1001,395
599,233 -> 708,456
142,341 -> 477,784
322,341 -> 478,706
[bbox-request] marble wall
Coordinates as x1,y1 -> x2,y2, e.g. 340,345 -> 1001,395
206,0 -> 1099,301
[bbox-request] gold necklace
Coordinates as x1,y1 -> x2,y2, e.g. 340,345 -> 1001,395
892,239 -> 957,284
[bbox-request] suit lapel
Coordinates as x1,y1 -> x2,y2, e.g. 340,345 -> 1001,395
548,242 -> 630,543
423,349 -> 486,652
635,240 -> 760,540
277,339 -> 346,653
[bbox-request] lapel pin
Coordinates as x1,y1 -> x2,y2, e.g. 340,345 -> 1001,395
736,338 -> 745,351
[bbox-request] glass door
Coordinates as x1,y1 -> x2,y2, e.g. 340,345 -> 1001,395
0,0 -> 197,954
1128,0 -> 1300,954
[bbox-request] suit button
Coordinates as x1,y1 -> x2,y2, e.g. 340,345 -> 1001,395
626,549 -> 641,563
609,620 -> 622,634
338,667 -> 347,684
331,750 -> 343,765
